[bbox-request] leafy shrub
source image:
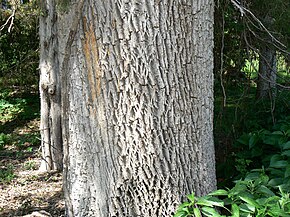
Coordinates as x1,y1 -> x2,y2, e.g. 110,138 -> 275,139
234,117 -> 290,190
174,172 -> 290,217
175,117 -> 290,216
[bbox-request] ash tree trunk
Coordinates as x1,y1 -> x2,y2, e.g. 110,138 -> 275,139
39,0 -> 63,171
48,0 -> 216,216
256,45 -> 277,99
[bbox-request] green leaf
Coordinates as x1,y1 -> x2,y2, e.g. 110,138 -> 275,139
270,155 -> 288,168
282,141 -> 290,150
263,134 -> 281,146
231,204 -> 240,217
245,172 -> 260,180
193,207 -> 202,217
281,150 -> 290,157
237,134 -> 250,145
272,131 -> 284,135
268,178 -> 284,187
249,134 -> 259,149
267,205 -> 288,217
201,207 -> 221,217
265,196 -> 280,205
284,165 -> 290,178
196,197 -> 224,208
268,168 -> 284,177
187,193 -> 195,203
270,160 -> 288,168
176,202 -> 191,211
173,211 -> 188,217
208,189 -> 228,196
239,203 -> 255,213
257,185 -> 275,196
239,196 -> 259,209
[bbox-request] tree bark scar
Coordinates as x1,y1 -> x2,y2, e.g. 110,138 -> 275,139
82,16 -> 102,102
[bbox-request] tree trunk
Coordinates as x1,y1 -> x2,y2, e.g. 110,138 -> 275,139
256,46 -> 277,99
38,0 -> 62,171
55,0 -> 216,216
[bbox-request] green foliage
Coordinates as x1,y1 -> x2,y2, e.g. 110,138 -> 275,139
174,173 -> 290,217
0,0 -> 39,87
233,117 -> 290,190
15,132 -> 40,150
0,93 -> 39,127
0,164 -> 15,183
23,160 -> 37,170
0,133 -> 9,150
0,98 -> 27,122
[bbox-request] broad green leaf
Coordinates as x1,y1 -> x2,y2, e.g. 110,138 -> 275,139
263,134 -> 282,146
193,207 -> 202,217
208,189 -> 228,196
270,155 -> 288,168
284,165 -> 290,178
272,131 -> 284,135
268,168 -> 284,177
239,196 -> 259,210
281,150 -> 290,157
270,160 -> 288,168
237,134 -> 250,145
268,178 -> 284,187
282,141 -> 290,150
196,197 -> 224,208
173,211 -> 187,217
239,203 -> 255,213
187,193 -> 195,202
245,172 -> 260,180
249,134 -> 258,149
257,185 -> 275,196
201,207 -> 221,217
231,204 -> 240,217
176,202 -> 191,211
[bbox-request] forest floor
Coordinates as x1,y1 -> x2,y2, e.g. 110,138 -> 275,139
0,91 -> 64,217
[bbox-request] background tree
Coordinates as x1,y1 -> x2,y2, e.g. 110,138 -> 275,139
39,0 -> 217,216
244,0 -> 290,99
38,0 -> 62,171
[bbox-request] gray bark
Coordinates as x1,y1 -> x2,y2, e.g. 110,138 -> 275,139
256,46 -> 277,99
53,0 -> 216,216
39,0 -> 63,171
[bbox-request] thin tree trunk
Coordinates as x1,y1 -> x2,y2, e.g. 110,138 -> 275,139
256,46 -> 277,99
56,0 -> 216,216
39,0 -> 62,171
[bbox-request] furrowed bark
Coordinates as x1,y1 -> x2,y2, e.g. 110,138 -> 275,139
55,0 -> 216,216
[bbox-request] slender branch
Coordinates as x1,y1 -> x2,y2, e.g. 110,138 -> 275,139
230,0 -> 288,51
220,8 -> 227,107
0,9 -> 15,32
